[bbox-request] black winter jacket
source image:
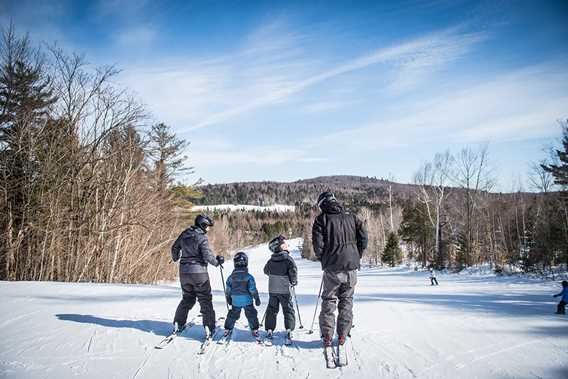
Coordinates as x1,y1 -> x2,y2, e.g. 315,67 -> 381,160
263,251 -> 298,294
312,201 -> 368,272
171,226 -> 219,274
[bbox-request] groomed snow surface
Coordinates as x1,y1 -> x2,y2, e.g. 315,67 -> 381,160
1,239 -> 567,379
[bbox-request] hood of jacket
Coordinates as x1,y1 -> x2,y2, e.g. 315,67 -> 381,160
320,200 -> 344,215
270,250 -> 290,262
182,225 -> 205,237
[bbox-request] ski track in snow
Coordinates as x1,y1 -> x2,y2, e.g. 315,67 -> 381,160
1,238 -> 567,378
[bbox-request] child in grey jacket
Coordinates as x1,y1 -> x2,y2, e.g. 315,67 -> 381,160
263,235 -> 298,340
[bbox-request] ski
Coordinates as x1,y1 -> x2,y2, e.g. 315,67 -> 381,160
263,331 -> 274,347
217,330 -> 233,345
337,342 -> 348,367
284,335 -> 292,346
154,320 -> 196,349
324,345 -> 337,369
197,331 -> 214,355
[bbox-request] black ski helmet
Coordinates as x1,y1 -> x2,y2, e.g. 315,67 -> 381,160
317,191 -> 336,208
195,214 -> 214,232
233,251 -> 248,268
562,280 -> 568,288
269,234 -> 287,253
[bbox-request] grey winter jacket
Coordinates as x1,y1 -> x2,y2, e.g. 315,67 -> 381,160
171,226 -> 219,274
312,201 -> 368,272
263,251 -> 298,294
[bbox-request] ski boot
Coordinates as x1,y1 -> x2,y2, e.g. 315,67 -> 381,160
337,335 -> 348,366
285,329 -> 293,345
323,335 -> 336,368
264,329 -> 274,346
173,321 -> 186,335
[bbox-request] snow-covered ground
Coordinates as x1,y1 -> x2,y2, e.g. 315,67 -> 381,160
191,204 -> 295,213
1,239 -> 567,378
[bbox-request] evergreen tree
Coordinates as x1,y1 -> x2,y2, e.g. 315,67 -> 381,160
0,26 -> 56,241
147,122 -> 190,193
382,232 -> 402,267
542,120 -> 568,189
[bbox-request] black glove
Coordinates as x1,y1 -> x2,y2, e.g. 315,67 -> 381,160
216,255 -> 225,265
226,296 -> 232,305
255,297 -> 261,306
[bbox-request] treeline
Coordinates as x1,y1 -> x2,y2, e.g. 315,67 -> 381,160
0,26 -> 195,283
198,141 -> 568,273
195,175 -> 415,209
395,141 -> 568,272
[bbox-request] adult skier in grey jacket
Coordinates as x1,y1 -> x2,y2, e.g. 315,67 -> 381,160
171,214 -> 224,336
312,192 -> 368,348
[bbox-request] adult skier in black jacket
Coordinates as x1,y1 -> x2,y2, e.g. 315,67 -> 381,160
312,192 -> 368,348
171,214 -> 224,336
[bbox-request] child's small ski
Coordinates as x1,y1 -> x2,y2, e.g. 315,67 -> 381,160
324,345 -> 337,369
251,330 -> 262,344
263,331 -> 274,347
217,330 -> 233,345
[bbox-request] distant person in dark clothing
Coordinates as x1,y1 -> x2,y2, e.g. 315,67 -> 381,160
430,268 -> 439,286
263,235 -> 298,340
171,214 -> 225,337
553,280 -> 568,315
312,192 -> 368,348
223,252 -> 261,337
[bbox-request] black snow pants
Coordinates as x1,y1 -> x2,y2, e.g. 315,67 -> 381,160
265,294 -> 296,331
174,272 -> 216,332
557,301 -> 566,315
431,277 -> 439,285
224,304 -> 259,330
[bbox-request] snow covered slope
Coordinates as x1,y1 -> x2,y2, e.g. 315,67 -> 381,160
1,239 -> 567,378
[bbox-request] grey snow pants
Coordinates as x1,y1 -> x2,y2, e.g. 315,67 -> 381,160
319,269 -> 357,338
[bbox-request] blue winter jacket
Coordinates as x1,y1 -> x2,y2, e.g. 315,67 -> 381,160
555,287 -> 568,302
226,268 -> 260,307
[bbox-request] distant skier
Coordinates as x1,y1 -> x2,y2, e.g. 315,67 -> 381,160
312,191 -> 368,357
171,214 -> 225,337
263,234 -> 298,342
430,268 -> 439,286
222,252 -> 261,337
553,280 -> 567,315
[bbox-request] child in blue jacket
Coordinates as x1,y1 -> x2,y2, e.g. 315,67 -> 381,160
553,280 -> 567,315
223,252 -> 261,336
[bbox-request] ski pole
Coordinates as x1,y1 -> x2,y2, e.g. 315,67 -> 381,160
291,286 -> 304,329
219,263 -> 230,312
260,307 -> 267,327
308,275 -> 324,334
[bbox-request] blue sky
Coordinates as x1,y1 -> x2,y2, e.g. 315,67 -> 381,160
2,0 -> 568,190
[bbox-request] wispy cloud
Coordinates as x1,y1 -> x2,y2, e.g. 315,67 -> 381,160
316,63 -> 568,150
116,25 -> 156,47
119,22 -> 487,131
191,144 -> 327,168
